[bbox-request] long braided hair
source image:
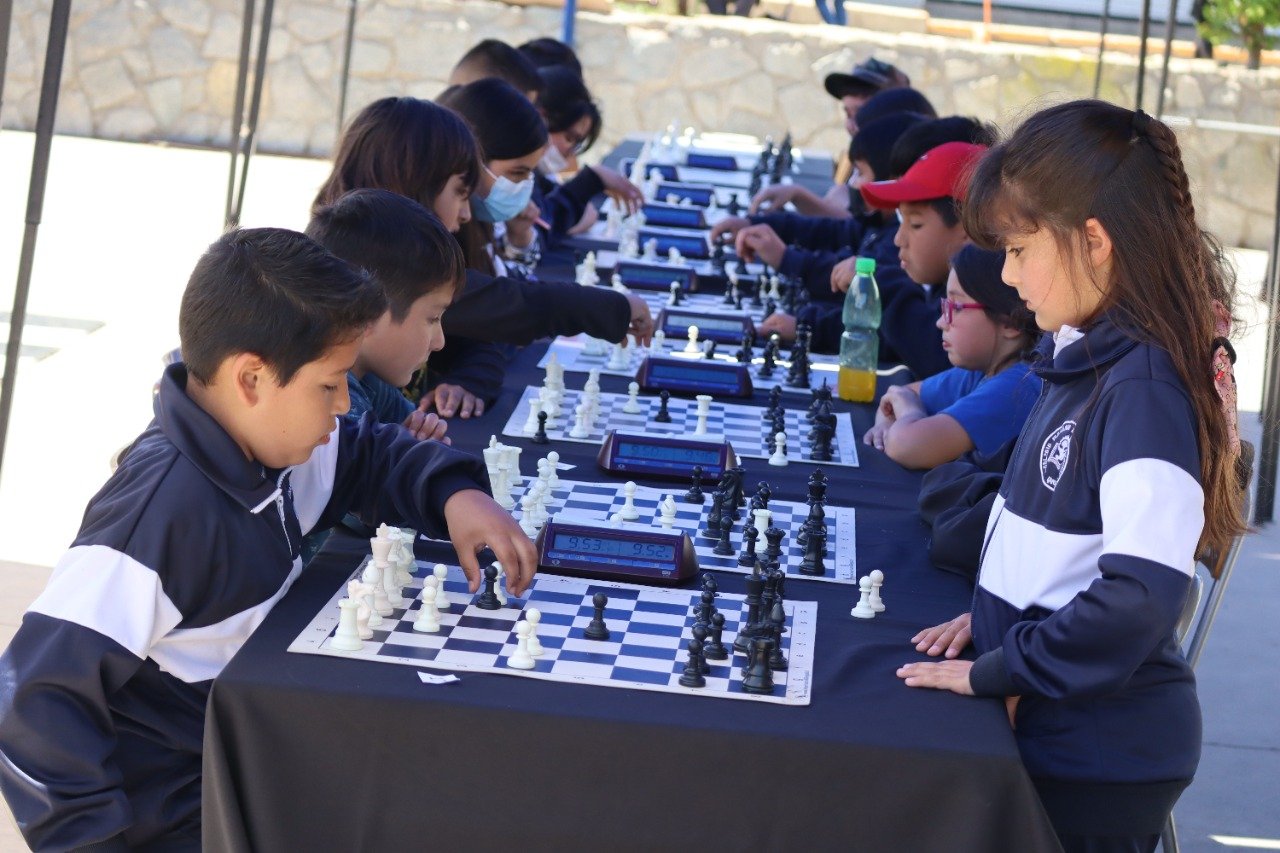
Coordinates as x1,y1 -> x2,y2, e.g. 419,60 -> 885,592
962,99 -> 1243,555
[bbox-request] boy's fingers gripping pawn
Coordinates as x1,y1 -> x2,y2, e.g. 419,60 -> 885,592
443,490 -> 539,596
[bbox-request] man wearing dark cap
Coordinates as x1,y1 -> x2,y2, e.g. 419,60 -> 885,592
824,58 -> 912,137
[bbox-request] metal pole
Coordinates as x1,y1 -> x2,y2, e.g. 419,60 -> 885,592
1155,0 -> 1178,117
224,0 -> 256,228
0,0 -> 72,483
1093,0 -> 1113,98
0,0 -> 13,120
335,0 -> 357,139
228,0 -> 275,228
1135,0 -> 1152,111
1253,158 -> 1280,524
562,0 -> 577,48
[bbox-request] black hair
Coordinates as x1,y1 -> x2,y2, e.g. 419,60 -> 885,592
537,64 -> 602,154
306,189 -> 465,322
450,39 -> 543,97
929,197 -> 960,228
848,112 -> 928,183
438,78 -> 548,162
518,37 -> 583,76
180,228 -> 386,386
950,243 -> 1039,358
889,116 -> 999,179
314,96 -> 480,215
854,87 -> 937,129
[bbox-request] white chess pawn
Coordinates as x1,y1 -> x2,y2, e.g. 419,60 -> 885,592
414,585 -> 441,633
851,576 -> 876,619
522,395 -> 542,436
507,621 -> 536,670
610,511 -> 626,528
493,561 -> 509,606
659,495 -> 677,529
643,238 -> 658,260
869,569 -> 886,613
768,431 -> 789,466
620,481 -> 641,521
363,561 -> 393,616
668,246 -> 683,265
606,343 -> 629,371
623,381 -> 643,414
331,598 -> 364,651
684,324 -> 700,354
546,451 -> 562,488
693,394 -> 712,436
525,609 -> 545,656
433,563 -> 451,610
519,493 -> 539,537
568,401 -> 591,439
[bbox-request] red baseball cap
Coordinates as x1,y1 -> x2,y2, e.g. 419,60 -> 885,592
860,141 -> 988,210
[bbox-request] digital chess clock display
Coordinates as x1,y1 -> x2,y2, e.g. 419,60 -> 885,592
615,261 -> 695,292
637,356 -> 753,398
598,430 -> 737,481
650,362 -> 740,385
620,159 -> 679,181
685,152 -> 740,171
641,204 -> 707,230
657,309 -> 754,343
537,519 -> 698,584
639,229 -> 709,260
657,183 -> 715,206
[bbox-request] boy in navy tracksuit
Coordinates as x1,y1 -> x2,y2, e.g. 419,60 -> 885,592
0,228 -> 538,850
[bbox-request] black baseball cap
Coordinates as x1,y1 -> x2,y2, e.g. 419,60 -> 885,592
824,58 -> 909,100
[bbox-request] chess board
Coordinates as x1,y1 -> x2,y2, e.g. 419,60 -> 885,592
510,476 -> 856,584
538,335 -> 839,395
501,385 -> 860,468
288,560 -> 817,706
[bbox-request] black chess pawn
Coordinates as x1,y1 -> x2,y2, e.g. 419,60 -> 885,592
755,482 -> 772,512
713,513 -> 735,557
702,572 -> 719,599
741,636 -> 776,695
692,590 -> 714,630
764,526 -> 785,572
737,524 -> 759,567
583,593 -> 611,640
703,340 -> 718,360
679,637 -> 707,688
472,564 -> 502,610
763,298 -> 777,321
683,465 -> 706,504
736,332 -> 753,364
768,385 -> 783,413
722,282 -> 736,305
702,490 -> 724,540
734,255 -> 748,277
653,389 -> 672,423
532,410 -> 550,445
704,612 -> 729,660
767,600 -> 789,672
691,623 -> 711,674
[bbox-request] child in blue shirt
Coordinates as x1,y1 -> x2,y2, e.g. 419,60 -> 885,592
864,243 -> 1042,468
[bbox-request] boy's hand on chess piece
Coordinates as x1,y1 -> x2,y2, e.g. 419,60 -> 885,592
402,407 -> 450,444
830,255 -> 857,293
421,383 -> 485,419
444,490 -> 538,596
911,612 -> 972,658
734,224 -> 786,268
625,294 -> 654,346
591,165 -> 644,214
757,311 -> 797,345
748,183 -> 811,214
709,216 -> 751,244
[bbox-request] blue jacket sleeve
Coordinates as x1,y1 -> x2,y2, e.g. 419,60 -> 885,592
750,211 -> 862,252
777,246 -> 853,305
536,168 -> 605,244
970,379 -> 1203,699
444,270 -> 630,345
420,335 -> 507,406
318,414 -> 490,539
0,615 -> 141,851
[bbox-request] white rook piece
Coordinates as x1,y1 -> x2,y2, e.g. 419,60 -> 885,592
331,599 -> 364,651
693,395 -> 712,436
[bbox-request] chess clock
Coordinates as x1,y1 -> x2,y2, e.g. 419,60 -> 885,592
640,203 -> 708,230
620,159 -> 679,182
598,430 -> 736,482
614,261 -> 696,293
535,519 -> 698,585
636,355 -> 753,399
656,182 -> 716,207
656,307 -> 755,344
685,152 -> 740,171
638,228 -> 709,260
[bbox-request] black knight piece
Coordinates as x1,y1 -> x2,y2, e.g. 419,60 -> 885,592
702,491 -> 724,540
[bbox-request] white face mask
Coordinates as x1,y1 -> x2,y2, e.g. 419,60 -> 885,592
541,145 -> 570,175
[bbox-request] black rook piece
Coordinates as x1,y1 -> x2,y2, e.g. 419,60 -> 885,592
473,564 -> 502,610
583,593 -> 611,640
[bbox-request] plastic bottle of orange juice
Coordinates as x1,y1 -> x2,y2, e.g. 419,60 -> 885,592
837,257 -> 881,403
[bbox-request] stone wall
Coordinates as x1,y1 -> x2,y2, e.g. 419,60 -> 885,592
4,0 -> 1278,247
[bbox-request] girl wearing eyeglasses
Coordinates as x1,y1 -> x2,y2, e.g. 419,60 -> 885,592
863,244 -> 1041,467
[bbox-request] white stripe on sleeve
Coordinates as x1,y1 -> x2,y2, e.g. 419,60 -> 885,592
1099,457 -> 1202,578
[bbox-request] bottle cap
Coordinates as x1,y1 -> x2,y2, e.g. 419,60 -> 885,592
855,257 -> 876,274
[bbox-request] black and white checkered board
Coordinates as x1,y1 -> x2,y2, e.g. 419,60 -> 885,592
501,386 -> 859,468
511,476 -> 855,584
288,561 -> 816,705
538,335 -> 839,395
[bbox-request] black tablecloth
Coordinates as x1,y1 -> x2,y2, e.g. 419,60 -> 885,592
203,343 -> 1061,852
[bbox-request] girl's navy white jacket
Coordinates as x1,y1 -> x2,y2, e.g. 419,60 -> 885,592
0,364 -> 488,851
968,315 -> 1202,821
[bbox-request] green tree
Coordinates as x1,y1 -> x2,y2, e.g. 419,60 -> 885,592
1198,0 -> 1280,68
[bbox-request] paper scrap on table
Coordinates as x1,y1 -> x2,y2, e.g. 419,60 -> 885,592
418,672 -> 461,686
